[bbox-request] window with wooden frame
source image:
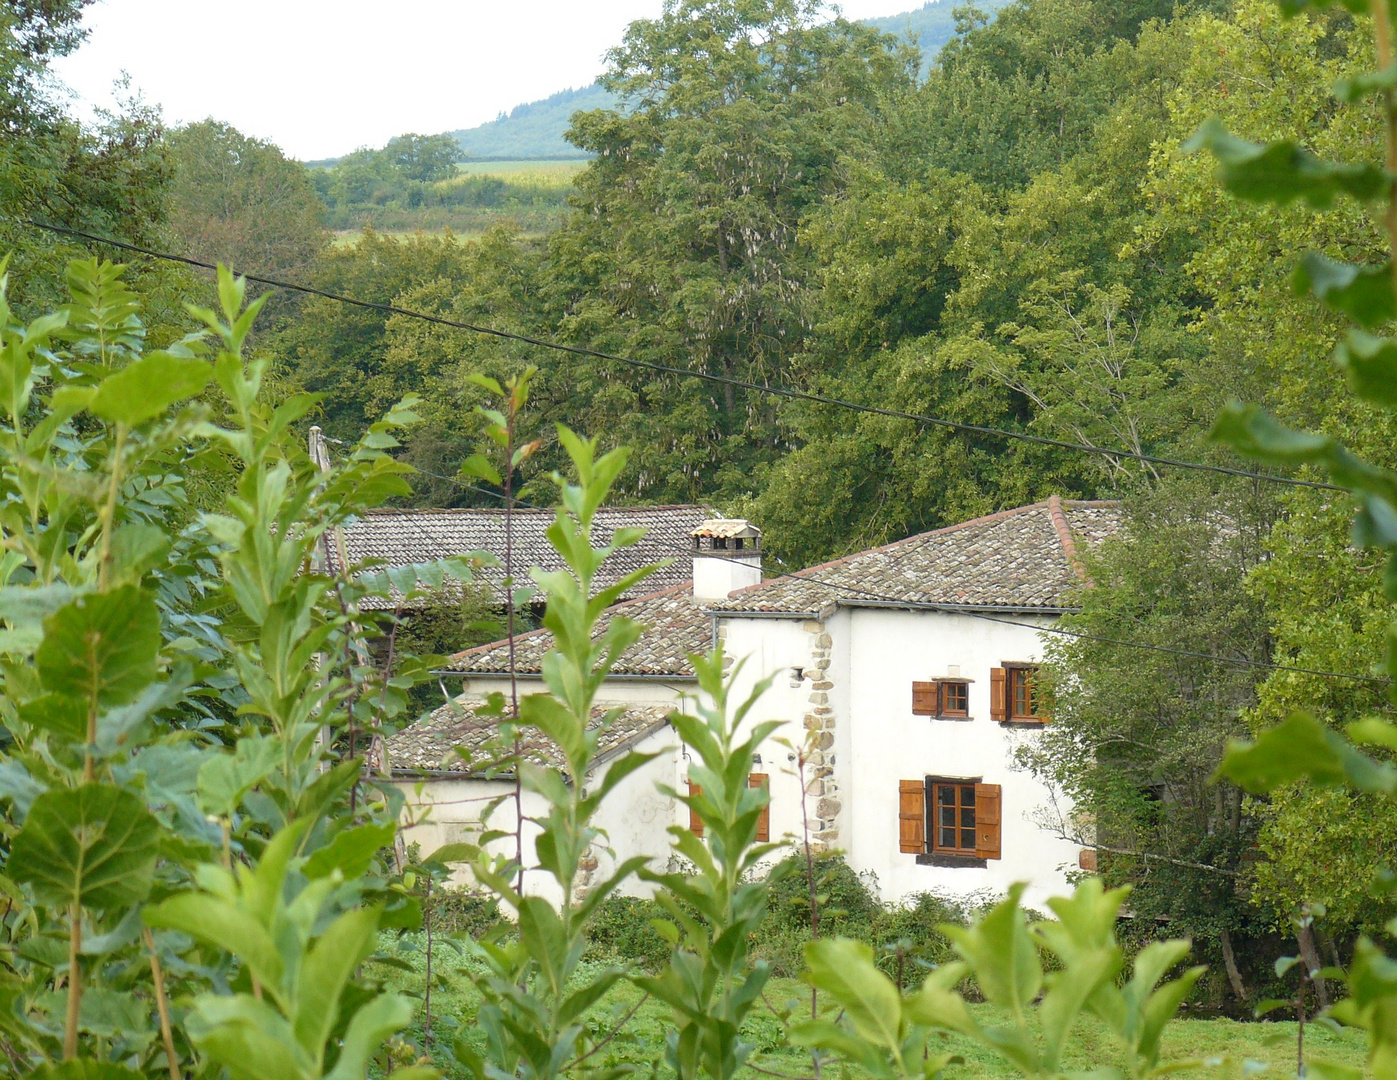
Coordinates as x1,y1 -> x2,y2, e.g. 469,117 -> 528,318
990,664 -> 1045,723
688,775 -> 769,841
897,777 -> 1001,863
911,679 -> 972,719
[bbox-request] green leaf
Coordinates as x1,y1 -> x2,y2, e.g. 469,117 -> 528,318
1294,254 -> 1397,329
1183,118 -> 1387,208
144,892 -> 286,997
1217,711 -> 1396,794
186,994 -> 310,1080
10,784 -> 160,910
943,883 -> 1042,1011
802,938 -> 903,1050
294,906 -> 380,1059
460,453 -> 502,487
303,822 -> 395,880
20,692 -> 88,741
27,1062 -> 146,1080
325,993 -> 417,1080
36,585 -> 160,707
1335,331 -> 1397,407
198,734 -> 282,817
88,352 -> 212,426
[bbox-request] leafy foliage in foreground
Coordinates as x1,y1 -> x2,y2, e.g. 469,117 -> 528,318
0,258 -> 1213,1079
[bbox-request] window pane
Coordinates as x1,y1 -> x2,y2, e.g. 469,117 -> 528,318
961,785 -> 976,805
940,826 -> 956,848
938,785 -> 954,805
940,805 -> 955,829
961,828 -> 975,849
960,806 -> 975,828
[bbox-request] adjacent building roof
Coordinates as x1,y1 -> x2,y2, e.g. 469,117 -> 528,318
385,697 -> 672,776
444,582 -> 710,678
324,505 -> 709,610
712,497 -> 1119,617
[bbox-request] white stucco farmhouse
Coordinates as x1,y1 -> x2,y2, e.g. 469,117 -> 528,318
386,497 -> 1119,909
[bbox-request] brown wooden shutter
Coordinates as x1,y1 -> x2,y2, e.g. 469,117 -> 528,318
974,782 -> 1001,859
688,781 -> 704,838
990,667 -> 1008,722
749,773 -> 770,842
912,681 -> 939,716
899,779 -> 925,853
1078,848 -> 1098,872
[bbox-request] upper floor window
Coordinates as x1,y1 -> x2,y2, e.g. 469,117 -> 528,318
911,679 -> 972,719
990,664 -> 1045,723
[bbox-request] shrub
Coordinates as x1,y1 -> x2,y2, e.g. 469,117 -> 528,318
582,895 -> 672,971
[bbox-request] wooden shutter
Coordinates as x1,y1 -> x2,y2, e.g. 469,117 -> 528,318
899,779 -> 925,853
912,681 -> 939,716
974,782 -> 1001,859
1078,848 -> 1098,872
749,773 -> 770,842
688,781 -> 704,838
990,667 -> 1008,722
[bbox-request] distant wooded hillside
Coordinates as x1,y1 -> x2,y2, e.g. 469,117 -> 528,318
448,84 -> 614,161
442,0 -> 1009,160
864,0 -> 1012,72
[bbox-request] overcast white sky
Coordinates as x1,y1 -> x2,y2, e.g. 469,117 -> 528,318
51,0 -> 915,161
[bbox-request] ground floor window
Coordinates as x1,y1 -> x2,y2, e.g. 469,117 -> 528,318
898,776 -> 1002,862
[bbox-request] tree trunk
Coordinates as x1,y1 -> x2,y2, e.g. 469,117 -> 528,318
1219,927 -> 1250,1005
1298,924 -> 1330,1009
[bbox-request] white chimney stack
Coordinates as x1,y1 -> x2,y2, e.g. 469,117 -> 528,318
691,519 -> 762,600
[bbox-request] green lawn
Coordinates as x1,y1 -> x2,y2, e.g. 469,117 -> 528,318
374,935 -> 1369,1078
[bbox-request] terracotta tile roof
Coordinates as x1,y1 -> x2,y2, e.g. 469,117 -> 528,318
712,498 -> 1120,616
324,505 -> 709,610
385,697 -> 672,776
445,583 -> 710,677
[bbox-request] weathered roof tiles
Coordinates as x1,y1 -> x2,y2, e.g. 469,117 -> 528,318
324,504 -> 709,610
445,583 -> 711,677
711,498 -> 1119,617
385,697 -> 672,776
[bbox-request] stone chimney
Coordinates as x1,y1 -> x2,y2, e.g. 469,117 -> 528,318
691,519 -> 762,600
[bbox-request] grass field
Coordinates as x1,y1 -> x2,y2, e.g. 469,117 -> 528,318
327,159 -> 585,244
375,934 -> 1370,1078
454,158 -> 589,180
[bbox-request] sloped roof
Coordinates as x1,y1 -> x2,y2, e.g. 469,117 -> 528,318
385,697 -> 672,776
445,583 -> 710,677
324,505 -> 709,609
712,497 -> 1119,617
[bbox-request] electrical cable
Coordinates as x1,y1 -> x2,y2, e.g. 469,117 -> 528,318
30,221 -> 1380,685
27,219 -> 1344,494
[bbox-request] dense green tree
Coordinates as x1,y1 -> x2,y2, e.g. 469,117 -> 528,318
1025,479 -> 1279,1007
383,132 -> 460,182
0,1 -> 177,316
271,229 -> 477,444
548,0 -> 913,503
166,119 -> 326,282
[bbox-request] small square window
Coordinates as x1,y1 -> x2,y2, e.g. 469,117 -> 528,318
940,680 -> 968,717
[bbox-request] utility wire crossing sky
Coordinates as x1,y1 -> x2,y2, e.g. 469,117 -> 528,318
53,0 -> 921,161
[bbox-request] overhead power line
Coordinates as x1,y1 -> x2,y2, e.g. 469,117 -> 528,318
29,222 -> 1380,685
28,219 -> 1343,494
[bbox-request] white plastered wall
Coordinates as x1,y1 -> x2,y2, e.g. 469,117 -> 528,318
842,607 -> 1078,910
393,675 -> 691,903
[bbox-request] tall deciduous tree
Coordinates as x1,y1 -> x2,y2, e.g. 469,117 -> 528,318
166,120 -> 326,283
550,0 -> 912,502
